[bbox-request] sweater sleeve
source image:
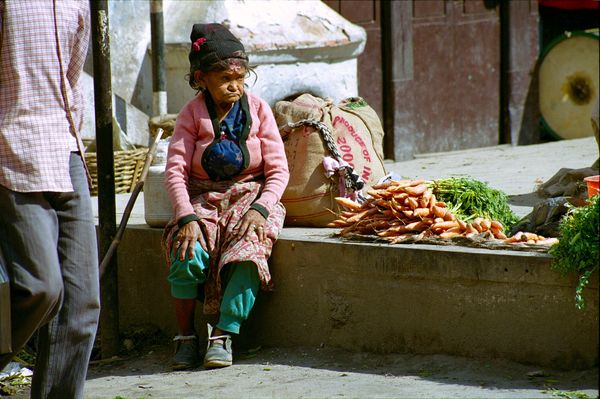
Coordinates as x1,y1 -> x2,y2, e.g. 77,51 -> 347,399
251,98 -> 290,214
164,102 -> 198,221
69,3 -> 90,134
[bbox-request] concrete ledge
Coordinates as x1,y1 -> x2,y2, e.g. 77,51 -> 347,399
113,225 -> 598,370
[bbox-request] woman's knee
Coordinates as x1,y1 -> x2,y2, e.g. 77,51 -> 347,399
219,262 -> 260,318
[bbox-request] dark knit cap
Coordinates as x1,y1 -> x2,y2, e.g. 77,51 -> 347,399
188,23 -> 248,70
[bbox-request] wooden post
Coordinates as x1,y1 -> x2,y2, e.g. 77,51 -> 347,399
381,0 -> 413,160
150,0 -> 167,119
90,0 -> 120,358
500,0 -> 540,145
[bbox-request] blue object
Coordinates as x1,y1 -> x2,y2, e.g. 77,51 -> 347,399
202,96 -> 252,181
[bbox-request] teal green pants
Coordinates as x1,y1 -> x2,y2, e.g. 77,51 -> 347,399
168,242 -> 259,334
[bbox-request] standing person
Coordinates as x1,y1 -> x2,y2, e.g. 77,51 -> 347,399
0,1 -> 100,398
163,23 -> 289,370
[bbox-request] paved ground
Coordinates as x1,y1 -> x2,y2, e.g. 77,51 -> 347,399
9,340 -> 598,398
7,137 -> 598,399
6,343 -> 599,398
82,342 -> 597,399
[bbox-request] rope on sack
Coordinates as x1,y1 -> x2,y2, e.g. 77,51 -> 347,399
283,119 -> 365,197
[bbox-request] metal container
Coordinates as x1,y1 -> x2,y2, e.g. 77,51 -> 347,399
144,164 -> 173,227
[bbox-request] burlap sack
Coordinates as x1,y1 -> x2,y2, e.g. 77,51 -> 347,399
275,94 -> 386,227
325,97 -> 385,179
149,113 -> 177,141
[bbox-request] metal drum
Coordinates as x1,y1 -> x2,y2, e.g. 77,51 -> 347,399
539,29 -> 599,140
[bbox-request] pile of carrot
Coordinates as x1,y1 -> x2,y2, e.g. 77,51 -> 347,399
327,179 -> 558,246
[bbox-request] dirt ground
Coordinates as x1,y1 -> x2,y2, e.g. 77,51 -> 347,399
6,339 -> 598,399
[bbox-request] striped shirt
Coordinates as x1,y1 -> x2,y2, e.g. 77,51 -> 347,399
0,0 -> 89,192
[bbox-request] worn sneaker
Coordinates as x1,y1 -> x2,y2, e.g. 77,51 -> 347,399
203,324 -> 233,369
172,335 -> 200,370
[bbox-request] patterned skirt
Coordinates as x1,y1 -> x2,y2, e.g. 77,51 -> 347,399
162,177 -> 286,314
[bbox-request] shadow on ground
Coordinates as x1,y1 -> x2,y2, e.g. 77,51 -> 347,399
76,339 -> 599,399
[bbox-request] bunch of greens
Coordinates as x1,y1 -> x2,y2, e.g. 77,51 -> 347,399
549,194 -> 599,309
430,177 -> 520,231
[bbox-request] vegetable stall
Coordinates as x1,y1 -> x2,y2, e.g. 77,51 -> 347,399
328,177 -> 599,309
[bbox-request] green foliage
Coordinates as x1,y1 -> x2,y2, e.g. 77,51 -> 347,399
431,177 -> 520,231
549,195 -> 599,309
14,348 -> 35,368
550,389 -> 591,399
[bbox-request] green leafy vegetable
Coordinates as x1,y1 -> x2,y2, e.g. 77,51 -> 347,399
430,177 -> 520,231
549,195 -> 599,309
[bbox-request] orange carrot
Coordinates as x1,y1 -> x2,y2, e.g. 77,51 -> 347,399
419,191 -> 432,208
373,199 -> 391,209
428,193 -> 437,210
491,228 -> 507,239
440,231 -> 461,239
404,221 -> 428,232
505,231 -> 524,243
536,237 -> 559,246
445,226 -> 462,234
390,206 -> 404,220
389,179 -> 426,192
480,219 -> 492,231
413,207 -> 431,218
393,192 -> 409,201
371,181 -> 396,190
465,224 -> 478,235
432,205 -> 447,219
443,212 -> 456,221
346,208 -> 376,223
407,197 -> 419,210
327,220 -> 350,228
523,232 -> 540,241
404,184 -> 427,196
335,197 -> 362,211
490,220 -> 504,231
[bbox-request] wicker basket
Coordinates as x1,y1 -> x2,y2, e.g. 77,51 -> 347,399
85,147 -> 149,196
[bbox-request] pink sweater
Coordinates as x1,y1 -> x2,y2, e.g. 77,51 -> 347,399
165,92 -> 289,221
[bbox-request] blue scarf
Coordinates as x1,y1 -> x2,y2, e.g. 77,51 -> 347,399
201,93 -> 251,181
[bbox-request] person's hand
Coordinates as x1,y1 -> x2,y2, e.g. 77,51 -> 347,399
234,209 -> 267,242
174,220 -> 201,261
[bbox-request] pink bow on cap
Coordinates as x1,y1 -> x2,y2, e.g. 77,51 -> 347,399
192,37 -> 207,52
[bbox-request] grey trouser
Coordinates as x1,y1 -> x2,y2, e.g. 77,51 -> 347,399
0,153 -> 100,399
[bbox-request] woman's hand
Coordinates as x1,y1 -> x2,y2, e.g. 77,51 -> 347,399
175,220 -> 201,261
234,209 -> 267,242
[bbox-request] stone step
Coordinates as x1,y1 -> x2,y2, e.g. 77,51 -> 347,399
111,224 -> 598,370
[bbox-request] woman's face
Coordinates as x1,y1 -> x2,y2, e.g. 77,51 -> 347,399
195,65 -> 246,110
